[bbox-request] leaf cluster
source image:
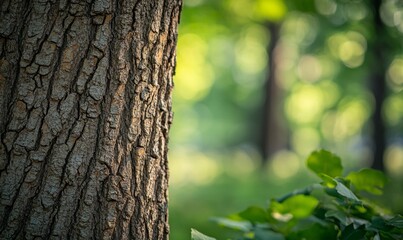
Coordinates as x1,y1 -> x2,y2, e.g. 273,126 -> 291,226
192,150 -> 403,240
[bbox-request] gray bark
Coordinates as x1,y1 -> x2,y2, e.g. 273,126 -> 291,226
0,0 -> 182,239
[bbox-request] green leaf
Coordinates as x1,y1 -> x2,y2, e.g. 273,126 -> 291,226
270,195 -> 319,220
346,169 -> 387,195
340,224 -> 366,240
386,215 -> 403,229
288,218 -> 338,240
318,173 -> 337,188
319,174 -> 359,201
210,217 -> 252,232
334,181 -> 360,202
320,175 -> 360,202
325,210 -> 349,226
238,206 -> 268,223
254,228 -> 285,240
350,217 -> 370,229
276,186 -> 314,203
306,150 -> 343,178
379,231 -> 403,240
191,228 -> 216,240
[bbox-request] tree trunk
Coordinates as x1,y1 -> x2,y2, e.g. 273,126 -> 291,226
261,23 -> 287,161
0,0 -> 181,239
369,0 -> 386,171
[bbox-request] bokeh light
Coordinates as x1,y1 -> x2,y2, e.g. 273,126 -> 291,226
327,31 -> 367,68
170,148 -> 220,186
254,0 -> 287,22
268,150 -> 300,179
333,98 -> 371,140
385,144 -> 403,176
297,55 -> 322,82
170,1 -> 403,239
291,128 -> 321,156
381,0 -> 403,33
235,26 -> 268,76
384,92 -> 403,126
387,56 -> 403,91
315,0 -> 337,16
175,33 -> 214,101
285,84 -> 325,124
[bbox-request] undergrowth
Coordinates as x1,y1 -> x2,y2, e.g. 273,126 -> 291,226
192,150 -> 403,240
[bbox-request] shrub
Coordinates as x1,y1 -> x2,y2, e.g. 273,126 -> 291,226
192,150 -> 403,240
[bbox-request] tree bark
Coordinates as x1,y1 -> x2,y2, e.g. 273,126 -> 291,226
261,23 -> 287,161
0,0 -> 181,239
369,0 -> 386,171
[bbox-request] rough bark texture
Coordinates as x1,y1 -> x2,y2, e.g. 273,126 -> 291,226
0,0 -> 181,239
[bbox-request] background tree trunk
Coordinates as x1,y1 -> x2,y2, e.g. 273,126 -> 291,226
369,0 -> 386,171
0,0 -> 181,239
261,23 -> 287,162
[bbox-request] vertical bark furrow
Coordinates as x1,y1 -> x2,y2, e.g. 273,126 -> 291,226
22,4 -> 94,237
1,0 -> 33,141
0,0 -> 31,176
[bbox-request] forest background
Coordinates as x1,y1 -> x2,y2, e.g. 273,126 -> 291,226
168,0 -> 403,239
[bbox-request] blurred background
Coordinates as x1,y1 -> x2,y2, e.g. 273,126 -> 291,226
168,0 -> 403,239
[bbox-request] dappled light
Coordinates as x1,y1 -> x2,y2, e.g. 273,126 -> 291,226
175,33 -> 214,101
345,2 -> 368,21
170,148 -> 261,186
285,84 -> 325,124
291,127 -> 320,156
385,144 -> 403,176
225,149 -> 260,176
268,150 -> 301,179
327,31 -> 367,68
387,56 -> 403,91
314,0 -> 337,16
235,26 -> 268,76
170,148 -> 220,186
254,0 -> 287,22
275,41 -> 299,88
315,0 -> 369,23
1,0 -> 402,238
281,14 -> 318,46
297,55 -> 322,82
318,80 -> 340,107
384,93 -> 403,126
169,0 -> 403,239
380,0 -> 403,32
333,98 -> 371,140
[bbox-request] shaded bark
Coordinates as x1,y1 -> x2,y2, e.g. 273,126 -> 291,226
0,0 -> 181,239
261,23 -> 287,161
369,0 -> 386,171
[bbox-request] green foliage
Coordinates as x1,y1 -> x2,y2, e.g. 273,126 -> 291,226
346,169 -> 388,195
191,229 -> 217,240
307,150 -> 343,178
192,150 -> 403,240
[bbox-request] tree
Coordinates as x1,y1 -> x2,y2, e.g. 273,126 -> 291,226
368,0 -> 387,171
0,0 -> 182,239
261,22 -> 288,161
